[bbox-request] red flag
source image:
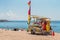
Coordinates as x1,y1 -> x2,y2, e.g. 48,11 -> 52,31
28,7 -> 31,15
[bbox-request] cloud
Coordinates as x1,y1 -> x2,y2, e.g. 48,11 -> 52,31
0,10 -> 22,20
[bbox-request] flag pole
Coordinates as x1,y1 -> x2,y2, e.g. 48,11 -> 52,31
28,0 -> 31,25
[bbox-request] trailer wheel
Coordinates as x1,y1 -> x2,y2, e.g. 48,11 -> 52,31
31,29 -> 35,34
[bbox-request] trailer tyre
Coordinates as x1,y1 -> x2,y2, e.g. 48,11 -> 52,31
31,29 -> 35,34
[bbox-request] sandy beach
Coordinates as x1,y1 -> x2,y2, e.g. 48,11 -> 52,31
0,29 -> 60,40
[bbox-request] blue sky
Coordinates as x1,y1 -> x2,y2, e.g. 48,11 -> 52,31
0,0 -> 60,21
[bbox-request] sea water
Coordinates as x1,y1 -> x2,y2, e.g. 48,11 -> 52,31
0,21 -> 28,30
51,21 -> 60,33
0,21 -> 60,33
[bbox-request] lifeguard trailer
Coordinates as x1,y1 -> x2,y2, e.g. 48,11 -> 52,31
27,0 -> 54,35
27,15 -> 52,35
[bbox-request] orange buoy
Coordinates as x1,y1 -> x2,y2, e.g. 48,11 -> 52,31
52,31 -> 55,36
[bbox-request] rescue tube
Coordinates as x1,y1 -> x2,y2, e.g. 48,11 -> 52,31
46,24 -> 50,32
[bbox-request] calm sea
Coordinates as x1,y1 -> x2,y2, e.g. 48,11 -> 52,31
0,21 -> 60,33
